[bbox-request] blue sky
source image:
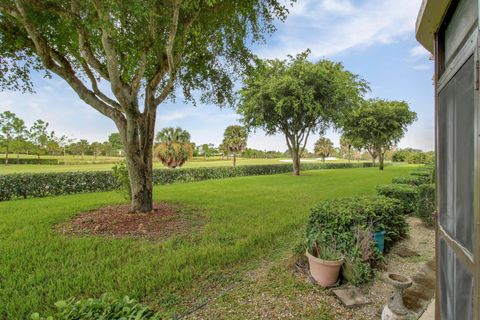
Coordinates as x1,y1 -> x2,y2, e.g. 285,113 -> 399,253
0,0 -> 434,152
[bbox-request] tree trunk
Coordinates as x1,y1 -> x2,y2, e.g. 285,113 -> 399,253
118,107 -> 156,213
233,153 -> 237,167
379,153 -> 385,170
5,146 -> 9,166
125,150 -> 153,212
291,148 -> 301,176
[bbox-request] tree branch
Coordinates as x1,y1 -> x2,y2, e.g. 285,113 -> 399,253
166,0 -> 181,77
92,0 -> 130,106
13,0 -> 125,126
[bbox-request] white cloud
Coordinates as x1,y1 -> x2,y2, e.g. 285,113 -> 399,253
409,44 -> 429,58
158,110 -> 190,121
412,64 -> 431,70
257,0 -> 422,59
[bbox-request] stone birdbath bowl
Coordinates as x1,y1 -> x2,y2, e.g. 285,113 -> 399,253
384,273 -> 413,316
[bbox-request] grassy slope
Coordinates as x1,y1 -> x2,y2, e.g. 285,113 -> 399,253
0,158 -> 358,174
0,166 -> 414,318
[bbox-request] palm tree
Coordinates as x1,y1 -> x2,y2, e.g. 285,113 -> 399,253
314,137 -> 333,162
222,125 -> 248,167
154,127 -> 193,168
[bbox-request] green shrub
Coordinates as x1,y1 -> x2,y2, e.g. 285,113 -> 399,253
31,294 -> 161,320
410,167 -> 434,183
112,160 -> 131,200
0,162 -> 377,201
305,196 -> 408,284
376,184 -> 419,214
406,152 -> 426,164
0,171 -> 120,201
0,158 -> 59,165
392,176 -> 425,186
417,184 -> 435,226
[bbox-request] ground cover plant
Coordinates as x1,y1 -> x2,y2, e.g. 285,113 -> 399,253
31,294 -> 162,320
0,166 -> 415,319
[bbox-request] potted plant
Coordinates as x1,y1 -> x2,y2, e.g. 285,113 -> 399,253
305,239 -> 344,287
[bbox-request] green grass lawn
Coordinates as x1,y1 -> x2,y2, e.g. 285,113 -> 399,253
0,157 -> 364,174
0,166 -> 415,319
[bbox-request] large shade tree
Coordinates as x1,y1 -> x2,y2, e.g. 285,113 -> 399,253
237,51 -> 368,175
0,0 -> 290,212
222,125 -> 248,167
342,99 -> 417,170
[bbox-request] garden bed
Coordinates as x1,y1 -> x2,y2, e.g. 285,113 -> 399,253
187,217 -> 434,319
56,203 -> 204,240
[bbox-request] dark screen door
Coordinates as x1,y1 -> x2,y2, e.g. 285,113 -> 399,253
437,54 -> 475,319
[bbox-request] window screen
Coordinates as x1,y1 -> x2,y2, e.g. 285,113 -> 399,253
437,55 -> 475,253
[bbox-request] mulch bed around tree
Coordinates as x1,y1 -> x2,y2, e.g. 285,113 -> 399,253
56,203 -> 201,240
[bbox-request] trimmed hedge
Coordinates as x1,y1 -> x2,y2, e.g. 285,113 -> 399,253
0,162 -> 375,201
0,158 -> 59,165
376,184 -> 419,214
410,169 -> 433,184
306,196 -> 408,284
417,184 -> 435,226
0,171 -> 120,200
392,175 -> 425,186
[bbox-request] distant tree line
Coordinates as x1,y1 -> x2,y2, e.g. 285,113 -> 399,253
0,111 -> 126,164
392,148 -> 434,164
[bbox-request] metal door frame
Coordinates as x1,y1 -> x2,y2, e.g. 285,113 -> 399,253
434,25 -> 480,320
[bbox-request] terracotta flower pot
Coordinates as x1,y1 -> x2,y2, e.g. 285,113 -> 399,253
306,250 -> 344,287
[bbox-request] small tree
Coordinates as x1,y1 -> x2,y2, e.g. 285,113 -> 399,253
342,99 -> 417,170
201,143 -> 214,160
314,137 -> 333,162
29,120 -> 52,159
222,125 -> 248,167
238,51 -> 368,175
91,142 -> 103,160
155,127 -> 193,168
107,133 -> 123,156
77,139 -> 90,160
0,111 -> 26,165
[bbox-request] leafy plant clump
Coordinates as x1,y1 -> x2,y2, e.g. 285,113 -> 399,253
112,160 -> 131,200
31,294 -> 162,320
307,237 -> 342,261
376,184 -> 419,214
305,196 -> 408,284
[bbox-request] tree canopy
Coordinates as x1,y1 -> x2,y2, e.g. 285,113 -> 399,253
237,51 -> 368,175
341,99 -> 417,170
0,0 -> 291,211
